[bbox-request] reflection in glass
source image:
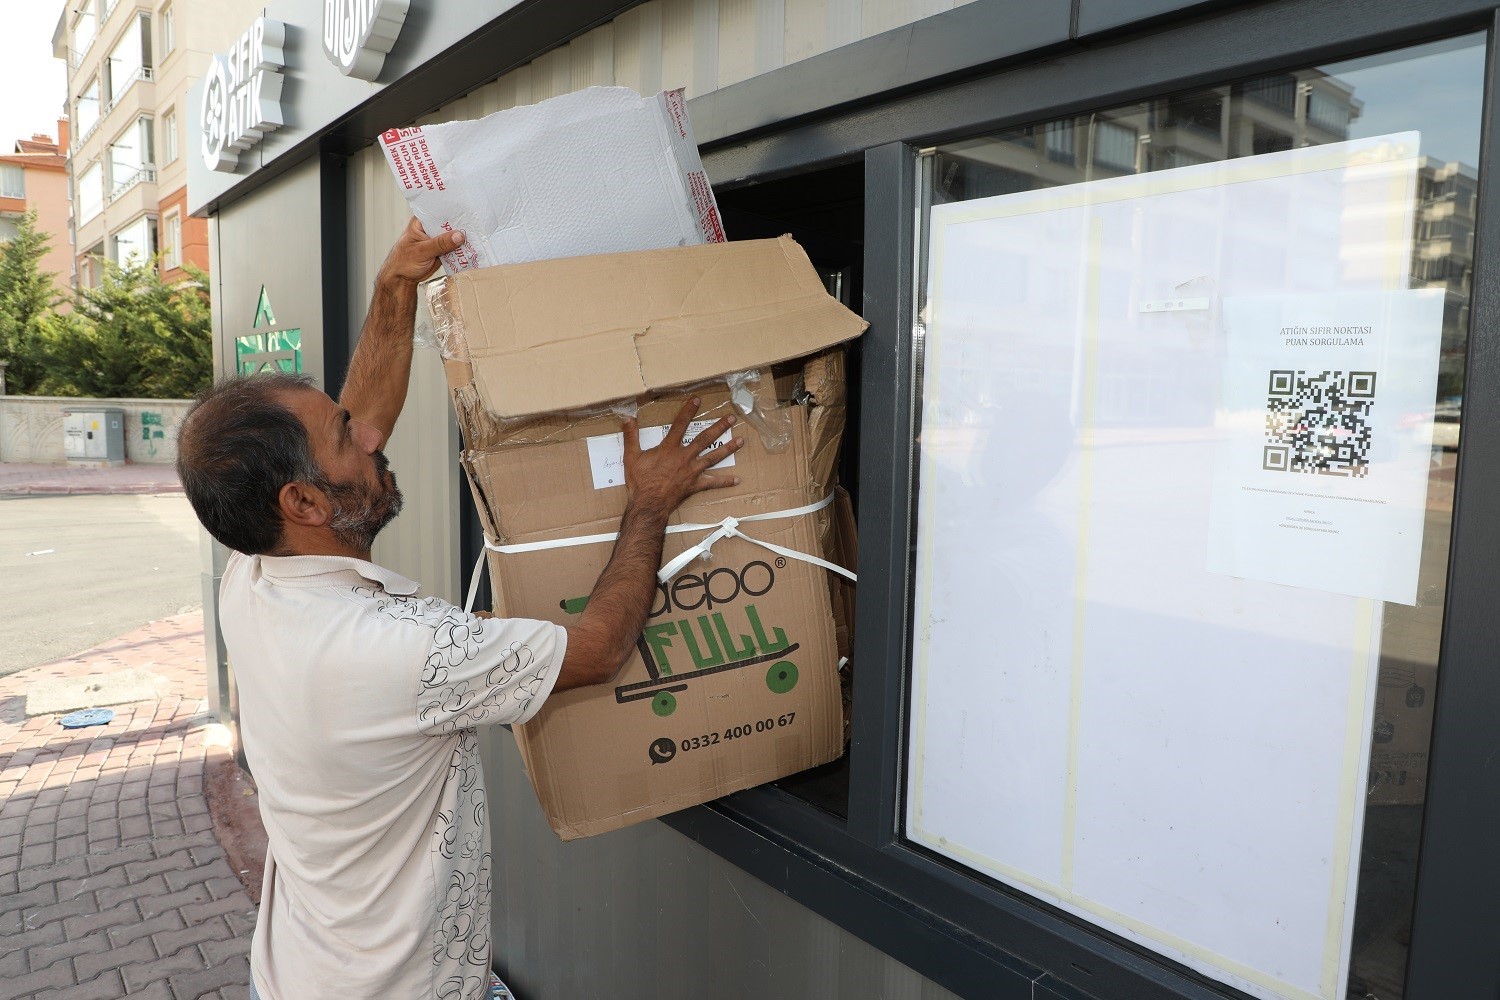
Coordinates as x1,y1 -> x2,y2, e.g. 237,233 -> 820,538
912,33 -> 1484,1000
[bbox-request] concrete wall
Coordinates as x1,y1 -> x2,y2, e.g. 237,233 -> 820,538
0,396 -> 190,464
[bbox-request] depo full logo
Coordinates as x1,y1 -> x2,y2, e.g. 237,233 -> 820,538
200,19 -> 286,173
559,559 -> 806,719
323,0 -> 410,82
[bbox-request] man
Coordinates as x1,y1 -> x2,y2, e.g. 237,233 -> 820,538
176,219 -> 743,1000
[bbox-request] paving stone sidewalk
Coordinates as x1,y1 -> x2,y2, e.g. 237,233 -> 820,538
0,463 -> 183,497
0,612 -> 256,1000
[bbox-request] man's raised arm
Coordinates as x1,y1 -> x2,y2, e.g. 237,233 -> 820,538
340,217 -> 465,450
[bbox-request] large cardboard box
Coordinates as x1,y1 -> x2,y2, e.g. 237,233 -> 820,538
431,236 -> 866,838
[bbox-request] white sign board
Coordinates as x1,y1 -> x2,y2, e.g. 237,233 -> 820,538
908,134 -> 1424,1000
1208,291 -> 1444,603
323,0 -> 409,82
200,18 -> 286,173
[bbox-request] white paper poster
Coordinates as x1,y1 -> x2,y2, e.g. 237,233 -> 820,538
907,133 -> 1424,1000
1208,291 -> 1444,604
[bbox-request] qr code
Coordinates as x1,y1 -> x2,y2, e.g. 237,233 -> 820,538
1263,370 -> 1376,477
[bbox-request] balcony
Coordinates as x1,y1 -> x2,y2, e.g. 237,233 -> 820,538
109,165 -> 155,202
73,69 -> 154,155
102,65 -> 152,114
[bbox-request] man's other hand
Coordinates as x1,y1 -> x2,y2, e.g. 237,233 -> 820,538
378,216 -> 465,287
623,398 -> 743,517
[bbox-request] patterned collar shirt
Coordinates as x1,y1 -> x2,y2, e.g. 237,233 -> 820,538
218,552 -> 566,1000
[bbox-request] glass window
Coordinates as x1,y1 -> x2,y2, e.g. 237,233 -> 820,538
162,210 -> 181,270
72,5 -> 97,58
908,33 -> 1483,1000
1092,120 -> 1138,173
1043,121 -> 1075,164
162,108 -> 178,163
111,215 -> 156,265
160,3 -> 174,55
76,78 -> 99,141
0,165 -> 24,200
106,14 -> 151,103
78,162 -> 103,223
108,117 -> 154,198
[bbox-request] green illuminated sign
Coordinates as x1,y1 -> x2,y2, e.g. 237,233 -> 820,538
235,285 -> 303,375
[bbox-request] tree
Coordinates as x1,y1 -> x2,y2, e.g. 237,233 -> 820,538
0,210 -> 58,393
38,258 -> 213,399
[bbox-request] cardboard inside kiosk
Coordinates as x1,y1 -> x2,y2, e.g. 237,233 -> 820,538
431,235 -> 868,839
434,235 -> 865,419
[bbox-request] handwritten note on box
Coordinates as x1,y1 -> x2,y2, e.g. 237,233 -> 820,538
585,420 -> 735,490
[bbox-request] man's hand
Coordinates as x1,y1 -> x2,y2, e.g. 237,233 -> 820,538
340,218 -> 466,447
377,216 -> 464,288
623,398 -> 743,517
553,399 -> 745,692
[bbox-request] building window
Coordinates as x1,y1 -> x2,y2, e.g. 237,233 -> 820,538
76,78 -> 100,143
72,5 -> 97,61
1093,120 -> 1138,172
108,117 -> 155,200
0,165 -> 23,200
78,162 -> 103,223
162,210 -> 182,270
162,108 -> 177,163
111,215 -> 157,265
1043,122 -> 1075,164
1153,93 -> 1225,138
105,13 -> 152,104
1307,88 -> 1354,137
160,3 -> 174,56
1243,72 -> 1299,114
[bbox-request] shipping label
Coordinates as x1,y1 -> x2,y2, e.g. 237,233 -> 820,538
584,420 -> 734,490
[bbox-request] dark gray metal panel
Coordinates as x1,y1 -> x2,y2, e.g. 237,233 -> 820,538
1074,0 -> 1249,36
688,0 -> 1073,146
701,0 -> 1496,185
477,728 -> 962,1000
212,156 -> 325,383
847,142 -> 918,849
1405,15 -> 1500,999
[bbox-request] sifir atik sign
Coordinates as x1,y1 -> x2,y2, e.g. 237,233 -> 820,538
200,18 -> 286,173
323,0 -> 410,82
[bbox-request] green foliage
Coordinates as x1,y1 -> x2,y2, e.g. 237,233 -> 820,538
0,211 -> 212,399
36,258 -> 213,399
0,210 -> 58,393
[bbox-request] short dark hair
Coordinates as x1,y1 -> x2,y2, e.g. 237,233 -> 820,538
176,372 -> 322,555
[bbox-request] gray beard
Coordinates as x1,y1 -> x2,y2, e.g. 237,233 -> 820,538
317,451 -> 404,553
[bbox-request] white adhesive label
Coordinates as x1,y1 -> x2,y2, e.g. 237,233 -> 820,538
585,420 -> 734,490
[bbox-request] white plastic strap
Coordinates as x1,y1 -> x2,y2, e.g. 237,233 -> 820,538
464,492 -> 852,614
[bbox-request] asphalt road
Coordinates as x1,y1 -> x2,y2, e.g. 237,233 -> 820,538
0,493 -> 202,677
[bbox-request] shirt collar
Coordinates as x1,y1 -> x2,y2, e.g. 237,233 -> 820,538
254,554 -> 421,597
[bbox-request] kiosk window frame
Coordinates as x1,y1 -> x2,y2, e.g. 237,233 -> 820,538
664,2 -> 1500,999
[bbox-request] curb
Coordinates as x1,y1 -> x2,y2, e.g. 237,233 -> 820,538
205,742 -> 267,905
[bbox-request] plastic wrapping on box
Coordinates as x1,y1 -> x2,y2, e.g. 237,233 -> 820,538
432,275 -> 792,451
379,87 -> 724,274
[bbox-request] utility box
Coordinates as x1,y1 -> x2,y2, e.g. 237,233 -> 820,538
63,408 -> 126,465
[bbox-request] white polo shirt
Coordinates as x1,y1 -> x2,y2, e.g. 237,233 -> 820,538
219,552 -> 566,1000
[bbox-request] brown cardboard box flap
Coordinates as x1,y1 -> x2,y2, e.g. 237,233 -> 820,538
440,236 -> 867,418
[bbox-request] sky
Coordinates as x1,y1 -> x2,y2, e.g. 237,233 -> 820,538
0,1 -> 70,150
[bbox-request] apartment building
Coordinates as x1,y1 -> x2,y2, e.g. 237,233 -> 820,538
52,0 -> 253,288
0,121 -> 71,285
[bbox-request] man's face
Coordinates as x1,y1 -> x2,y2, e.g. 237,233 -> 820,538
280,387 -> 404,552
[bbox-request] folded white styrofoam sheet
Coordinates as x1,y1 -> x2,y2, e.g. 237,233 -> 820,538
379,87 -> 725,274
